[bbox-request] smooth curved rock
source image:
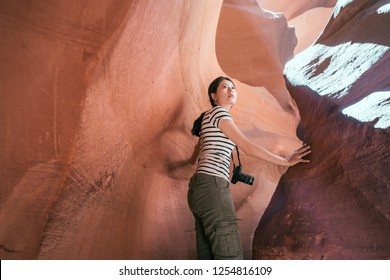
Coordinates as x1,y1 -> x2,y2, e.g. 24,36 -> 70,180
216,0 -> 297,113
253,0 -> 390,259
258,0 -> 337,20
2,0 -> 388,261
0,0 -> 301,259
258,0 -> 336,54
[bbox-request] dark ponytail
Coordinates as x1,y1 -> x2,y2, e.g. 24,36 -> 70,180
191,112 -> 205,137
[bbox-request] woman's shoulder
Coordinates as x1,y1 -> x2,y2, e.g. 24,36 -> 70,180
208,106 -> 231,118
208,105 -> 229,115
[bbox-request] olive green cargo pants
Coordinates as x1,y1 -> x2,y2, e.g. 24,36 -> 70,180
188,173 -> 243,260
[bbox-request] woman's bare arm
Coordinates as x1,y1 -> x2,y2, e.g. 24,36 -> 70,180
219,119 -> 311,166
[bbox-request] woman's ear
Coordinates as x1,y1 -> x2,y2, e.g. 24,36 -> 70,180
211,92 -> 217,102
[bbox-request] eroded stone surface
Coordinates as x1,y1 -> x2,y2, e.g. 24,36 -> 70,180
253,0 -> 390,259
1,0 -> 388,260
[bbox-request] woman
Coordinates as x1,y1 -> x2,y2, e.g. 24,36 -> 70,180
188,76 -> 311,260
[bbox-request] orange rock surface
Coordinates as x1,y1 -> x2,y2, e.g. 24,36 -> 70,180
1,0 -> 389,260
258,0 -> 337,54
254,0 -> 390,259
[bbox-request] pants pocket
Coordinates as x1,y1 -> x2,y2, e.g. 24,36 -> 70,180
213,221 -> 243,260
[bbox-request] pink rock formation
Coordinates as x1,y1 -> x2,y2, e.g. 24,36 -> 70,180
1,0 -> 388,261
0,0 -> 302,260
216,0 -> 297,113
258,0 -> 337,20
0,0 -> 132,259
258,0 -> 337,54
253,0 -> 390,259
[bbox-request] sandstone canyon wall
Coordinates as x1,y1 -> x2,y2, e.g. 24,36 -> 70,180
258,0 -> 338,54
253,0 -> 390,259
1,0 -> 389,260
0,0 -> 303,259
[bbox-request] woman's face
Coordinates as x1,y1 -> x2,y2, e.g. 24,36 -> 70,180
212,79 -> 237,110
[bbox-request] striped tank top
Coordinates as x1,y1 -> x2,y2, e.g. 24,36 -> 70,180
195,106 -> 235,182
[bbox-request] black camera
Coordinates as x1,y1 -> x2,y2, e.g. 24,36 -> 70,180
231,164 -> 254,185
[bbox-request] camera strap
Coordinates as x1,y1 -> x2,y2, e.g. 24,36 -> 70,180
231,146 -> 242,167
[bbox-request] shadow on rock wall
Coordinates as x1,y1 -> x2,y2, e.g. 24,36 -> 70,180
253,0 -> 390,259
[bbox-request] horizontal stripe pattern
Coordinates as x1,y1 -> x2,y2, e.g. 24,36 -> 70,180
196,106 -> 235,182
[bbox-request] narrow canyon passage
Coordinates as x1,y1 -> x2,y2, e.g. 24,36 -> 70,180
0,0 -> 389,260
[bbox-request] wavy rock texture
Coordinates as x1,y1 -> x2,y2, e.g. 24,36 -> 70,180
258,0 -> 337,20
1,0 -> 388,260
253,0 -> 390,259
258,0 -> 337,54
0,0 -> 303,259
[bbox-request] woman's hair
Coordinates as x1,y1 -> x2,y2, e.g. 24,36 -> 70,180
191,112 -> 205,137
191,76 -> 235,137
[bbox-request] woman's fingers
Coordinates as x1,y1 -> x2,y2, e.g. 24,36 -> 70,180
296,143 -> 311,162
298,144 -> 311,154
298,143 -> 310,151
297,151 -> 310,158
286,143 -> 312,165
